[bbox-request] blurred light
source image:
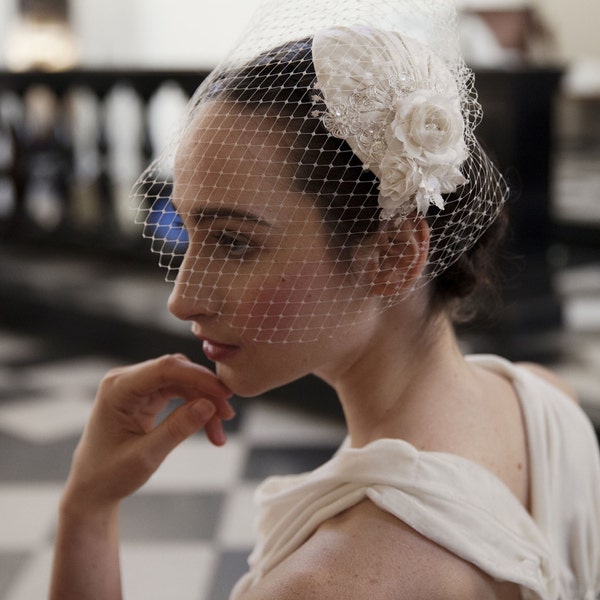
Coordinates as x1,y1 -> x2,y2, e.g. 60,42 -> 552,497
5,18 -> 78,71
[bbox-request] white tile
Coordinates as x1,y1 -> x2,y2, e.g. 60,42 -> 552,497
581,339 -> 600,369
121,542 -> 216,600
80,277 -> 170,320
0,394 -> 92,443
0,485 -> 62,551
156,309 -> 192,334
141,435 -> 246,493
555,265 -> 600,296
555,177 -> 600,224
0,331 -> 42,363
12,257 -> 99,292
554,363 -> 600,413
215,483 -> 260,549
22,357 -> 119,391
243,399 -> 346,446
3,542 -> 216,600
563,297 -> 600,332
3,546 -> 53,600
561,365 -> 600,399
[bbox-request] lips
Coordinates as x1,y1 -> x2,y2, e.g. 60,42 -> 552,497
201,338 -> 240,362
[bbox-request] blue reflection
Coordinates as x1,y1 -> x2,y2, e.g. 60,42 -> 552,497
145,196 -> 189,254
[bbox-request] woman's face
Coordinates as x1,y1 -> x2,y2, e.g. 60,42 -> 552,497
167,103 -> 378,396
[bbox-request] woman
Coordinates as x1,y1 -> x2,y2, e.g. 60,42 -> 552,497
50,1 -> 600,598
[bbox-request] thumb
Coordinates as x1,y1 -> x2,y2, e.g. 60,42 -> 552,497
147,400 -> 216,460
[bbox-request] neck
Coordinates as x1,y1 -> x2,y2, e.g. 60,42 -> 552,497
316,305 -> 473,448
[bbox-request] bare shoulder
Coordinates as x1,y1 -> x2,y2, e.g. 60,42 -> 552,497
241,500 -> 519,600
518,362 -> 579,403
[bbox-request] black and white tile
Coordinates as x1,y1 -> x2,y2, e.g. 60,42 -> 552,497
0,327 -> 346,600
0,233 -> 599,600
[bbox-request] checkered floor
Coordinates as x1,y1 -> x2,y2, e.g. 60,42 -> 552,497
0,327 -> 348,600
0,246 -> 599,600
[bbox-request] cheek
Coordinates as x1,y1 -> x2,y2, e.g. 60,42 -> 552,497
234,264 -> 345,342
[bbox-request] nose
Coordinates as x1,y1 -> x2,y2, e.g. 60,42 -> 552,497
167,278 -> 196,321
167,253 -> 220,321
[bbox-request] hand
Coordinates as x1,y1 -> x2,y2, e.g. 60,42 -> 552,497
63,354 -> 234,511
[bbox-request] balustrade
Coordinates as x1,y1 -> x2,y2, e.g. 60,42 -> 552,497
0,69 -> 208,257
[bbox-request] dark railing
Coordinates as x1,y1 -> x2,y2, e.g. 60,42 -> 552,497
0,68 -> 208,99
0,67 -> 565,251
0,69 -> 209,257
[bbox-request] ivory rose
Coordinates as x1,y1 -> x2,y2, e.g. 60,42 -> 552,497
389,90 -> 467,166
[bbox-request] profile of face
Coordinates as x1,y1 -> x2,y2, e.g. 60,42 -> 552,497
141,27 -> 507,396
167,102 -> 393,395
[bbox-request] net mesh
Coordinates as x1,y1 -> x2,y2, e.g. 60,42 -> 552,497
132,0 -> 508,344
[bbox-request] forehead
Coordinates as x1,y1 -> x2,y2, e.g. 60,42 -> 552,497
173,101 -> 298,211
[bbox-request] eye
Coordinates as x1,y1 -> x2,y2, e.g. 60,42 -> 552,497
214,231 -> 257,259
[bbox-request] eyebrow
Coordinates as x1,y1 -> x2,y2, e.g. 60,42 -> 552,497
177,205 -> 273,229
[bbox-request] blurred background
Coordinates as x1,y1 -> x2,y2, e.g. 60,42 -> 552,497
0,1 -> 599,599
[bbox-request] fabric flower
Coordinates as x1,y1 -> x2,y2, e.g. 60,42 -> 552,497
377,90 -> 468,217
313,25 -> 470,219
378,154 -> 423,214
389,90 -> 467,166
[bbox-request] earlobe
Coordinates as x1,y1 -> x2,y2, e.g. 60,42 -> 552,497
371,216 -> 430,297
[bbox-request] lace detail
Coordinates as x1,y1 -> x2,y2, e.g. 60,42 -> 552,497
312,73 -> 416,166
312,27 -> 469,219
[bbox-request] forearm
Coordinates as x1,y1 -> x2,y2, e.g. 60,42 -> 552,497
48,355 -> 234,599
50,495 -> 122,600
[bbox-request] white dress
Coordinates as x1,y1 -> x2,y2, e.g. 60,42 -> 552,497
231,355 -> 600,600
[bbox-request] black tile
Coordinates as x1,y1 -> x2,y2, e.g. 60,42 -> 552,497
0,551 -> 30,598
120,493 -> 224,541
243,445 -> 338,480
0,339 -> 86,369
209,550 -> 251,600
0,386 -> 40,403
0,432 -> 79,482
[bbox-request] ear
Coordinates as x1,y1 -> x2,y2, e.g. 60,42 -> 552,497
370,216 -> 430,297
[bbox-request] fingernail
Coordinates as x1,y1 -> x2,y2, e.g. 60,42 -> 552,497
191,400 -> 215,420
223,401 -> 236,420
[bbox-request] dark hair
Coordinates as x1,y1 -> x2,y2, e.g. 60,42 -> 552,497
210,38 -> 507,322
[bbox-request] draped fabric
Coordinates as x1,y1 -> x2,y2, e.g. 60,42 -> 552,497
231,356 -> 600,600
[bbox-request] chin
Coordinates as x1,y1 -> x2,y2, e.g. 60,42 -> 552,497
215,365 -> 284,398
215,360 -> 312,399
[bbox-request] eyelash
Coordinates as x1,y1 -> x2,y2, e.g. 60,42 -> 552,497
212,231 -> 258,259
169,205 -> 259,260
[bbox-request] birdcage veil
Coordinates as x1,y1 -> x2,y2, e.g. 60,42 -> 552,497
132,0 -> 508,344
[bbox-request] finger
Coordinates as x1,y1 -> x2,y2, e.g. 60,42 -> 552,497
193,392 -> 235,421
104,355 -> 231,403
146,399 -> 216,460
204,416 -> 227,447
161,385 -> 236,421
149,355 -> 232,399
143,385 -> 236,421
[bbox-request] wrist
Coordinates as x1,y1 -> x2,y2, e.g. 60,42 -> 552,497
59,482 -> 121,523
